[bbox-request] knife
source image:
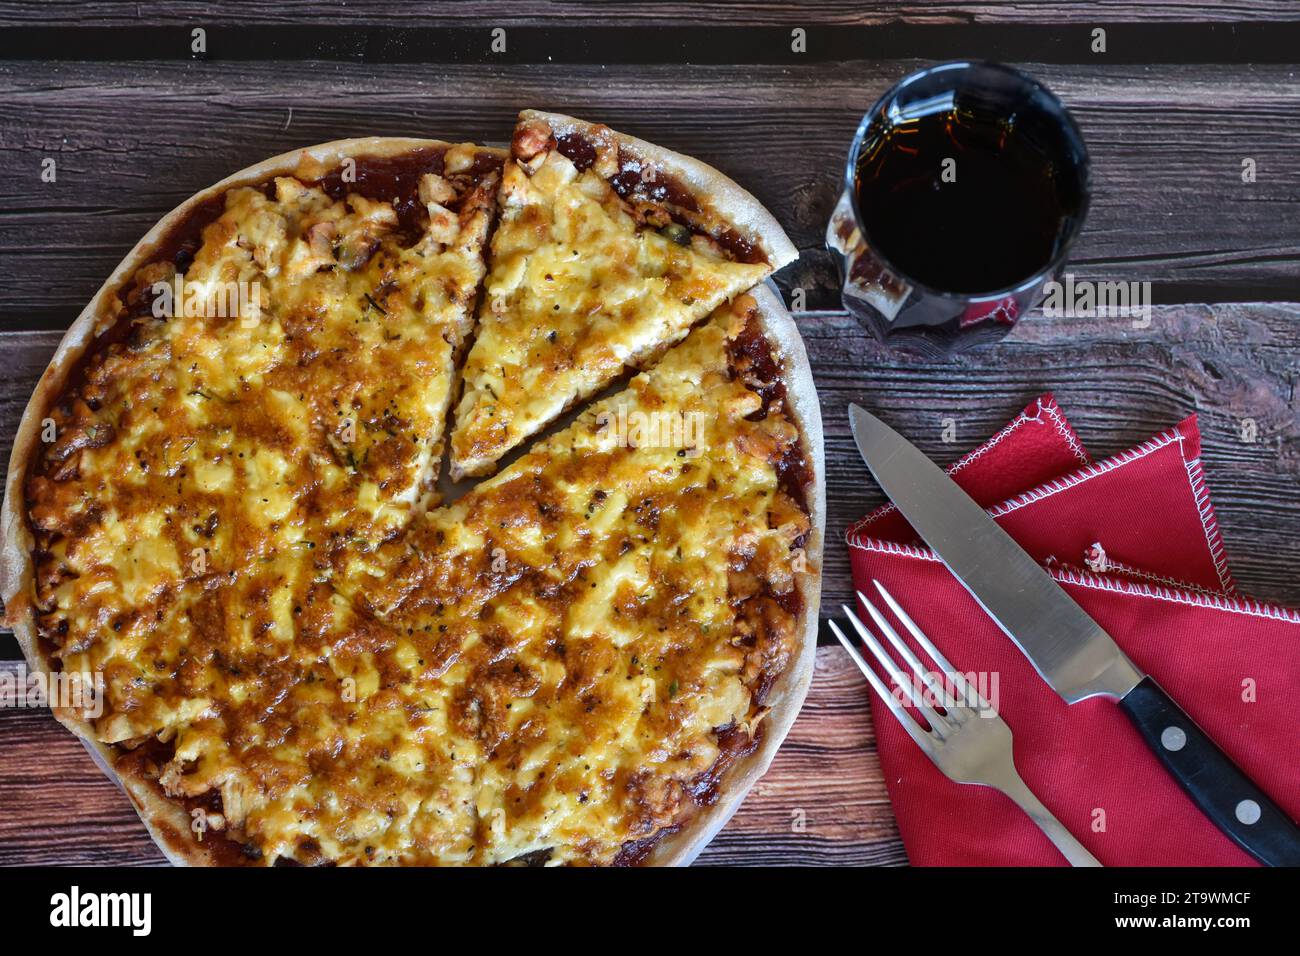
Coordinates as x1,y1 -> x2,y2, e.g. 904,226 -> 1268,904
849,403 -> 1300,866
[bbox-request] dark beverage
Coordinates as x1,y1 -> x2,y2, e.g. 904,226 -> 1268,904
854,106 -> 1084,295
828,62 -> 1090,357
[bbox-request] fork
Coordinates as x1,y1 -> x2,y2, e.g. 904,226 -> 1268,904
831,579 -> 1101,867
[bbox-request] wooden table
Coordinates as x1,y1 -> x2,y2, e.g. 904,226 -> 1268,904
1,3 -> 1297,867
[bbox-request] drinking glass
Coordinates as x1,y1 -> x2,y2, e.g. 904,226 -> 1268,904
826,61 -> 1091,357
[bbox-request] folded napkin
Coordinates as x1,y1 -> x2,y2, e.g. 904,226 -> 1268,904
846,395 -> 1299,866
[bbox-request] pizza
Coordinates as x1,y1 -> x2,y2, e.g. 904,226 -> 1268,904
0,114 -> 824,866
449,110 -> 797,479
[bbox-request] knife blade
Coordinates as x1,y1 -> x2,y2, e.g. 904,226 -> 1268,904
849,403 -> 1300,866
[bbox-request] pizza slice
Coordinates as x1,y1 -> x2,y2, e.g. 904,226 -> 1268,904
448,110 -> 797,479
253,143 -> 503,544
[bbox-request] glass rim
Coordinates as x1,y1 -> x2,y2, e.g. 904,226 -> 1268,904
842,59 -> 1093,303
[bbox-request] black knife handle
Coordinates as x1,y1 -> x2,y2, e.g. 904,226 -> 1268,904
1119,676 -> 1300,866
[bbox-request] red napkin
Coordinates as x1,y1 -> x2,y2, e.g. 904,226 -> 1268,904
847,394 -> 1093,546
846,395 -> 1297,866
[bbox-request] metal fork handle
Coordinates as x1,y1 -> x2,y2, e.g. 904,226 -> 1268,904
994,767 -> 1102,867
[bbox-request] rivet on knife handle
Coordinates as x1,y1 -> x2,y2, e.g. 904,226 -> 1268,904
1119,676 -> 1300,867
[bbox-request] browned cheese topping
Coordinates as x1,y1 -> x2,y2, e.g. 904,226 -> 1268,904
23,142 -> 810,866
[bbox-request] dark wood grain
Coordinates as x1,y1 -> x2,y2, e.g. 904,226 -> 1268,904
0,61 -> 1297,332
3,1 -> 1298,28
0,676 -> 166,867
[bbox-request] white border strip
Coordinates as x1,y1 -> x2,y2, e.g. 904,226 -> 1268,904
1184,455 -> 1236,592
847,424 -> 1179,551
845,396 -> 1089,541
983,429 -> 1181,518
1074,554 -> 1225,599
847,420 -> 1236,598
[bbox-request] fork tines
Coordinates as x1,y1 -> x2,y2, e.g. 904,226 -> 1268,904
829,580 -> 989,747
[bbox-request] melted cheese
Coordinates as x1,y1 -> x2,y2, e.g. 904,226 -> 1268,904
332,299 -> 808,864
448,149 -> 770,479
29,150 -> 497,737
26,150 -> 809,867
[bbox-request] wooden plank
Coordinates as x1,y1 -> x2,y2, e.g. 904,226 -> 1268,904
0,651 -> 902,866
0,664 -> 166,865
2,1 -> 1297,28
0,61 -> 1297,331
3,302 -> 1298,623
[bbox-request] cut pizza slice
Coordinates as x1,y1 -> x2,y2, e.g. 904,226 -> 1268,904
448,110 -> 797,479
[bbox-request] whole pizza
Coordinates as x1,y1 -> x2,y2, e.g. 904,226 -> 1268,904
0,110 -> 824,866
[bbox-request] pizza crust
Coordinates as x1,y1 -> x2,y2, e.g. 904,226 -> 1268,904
521,109 -> 799,272
0,135 -> 822,868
